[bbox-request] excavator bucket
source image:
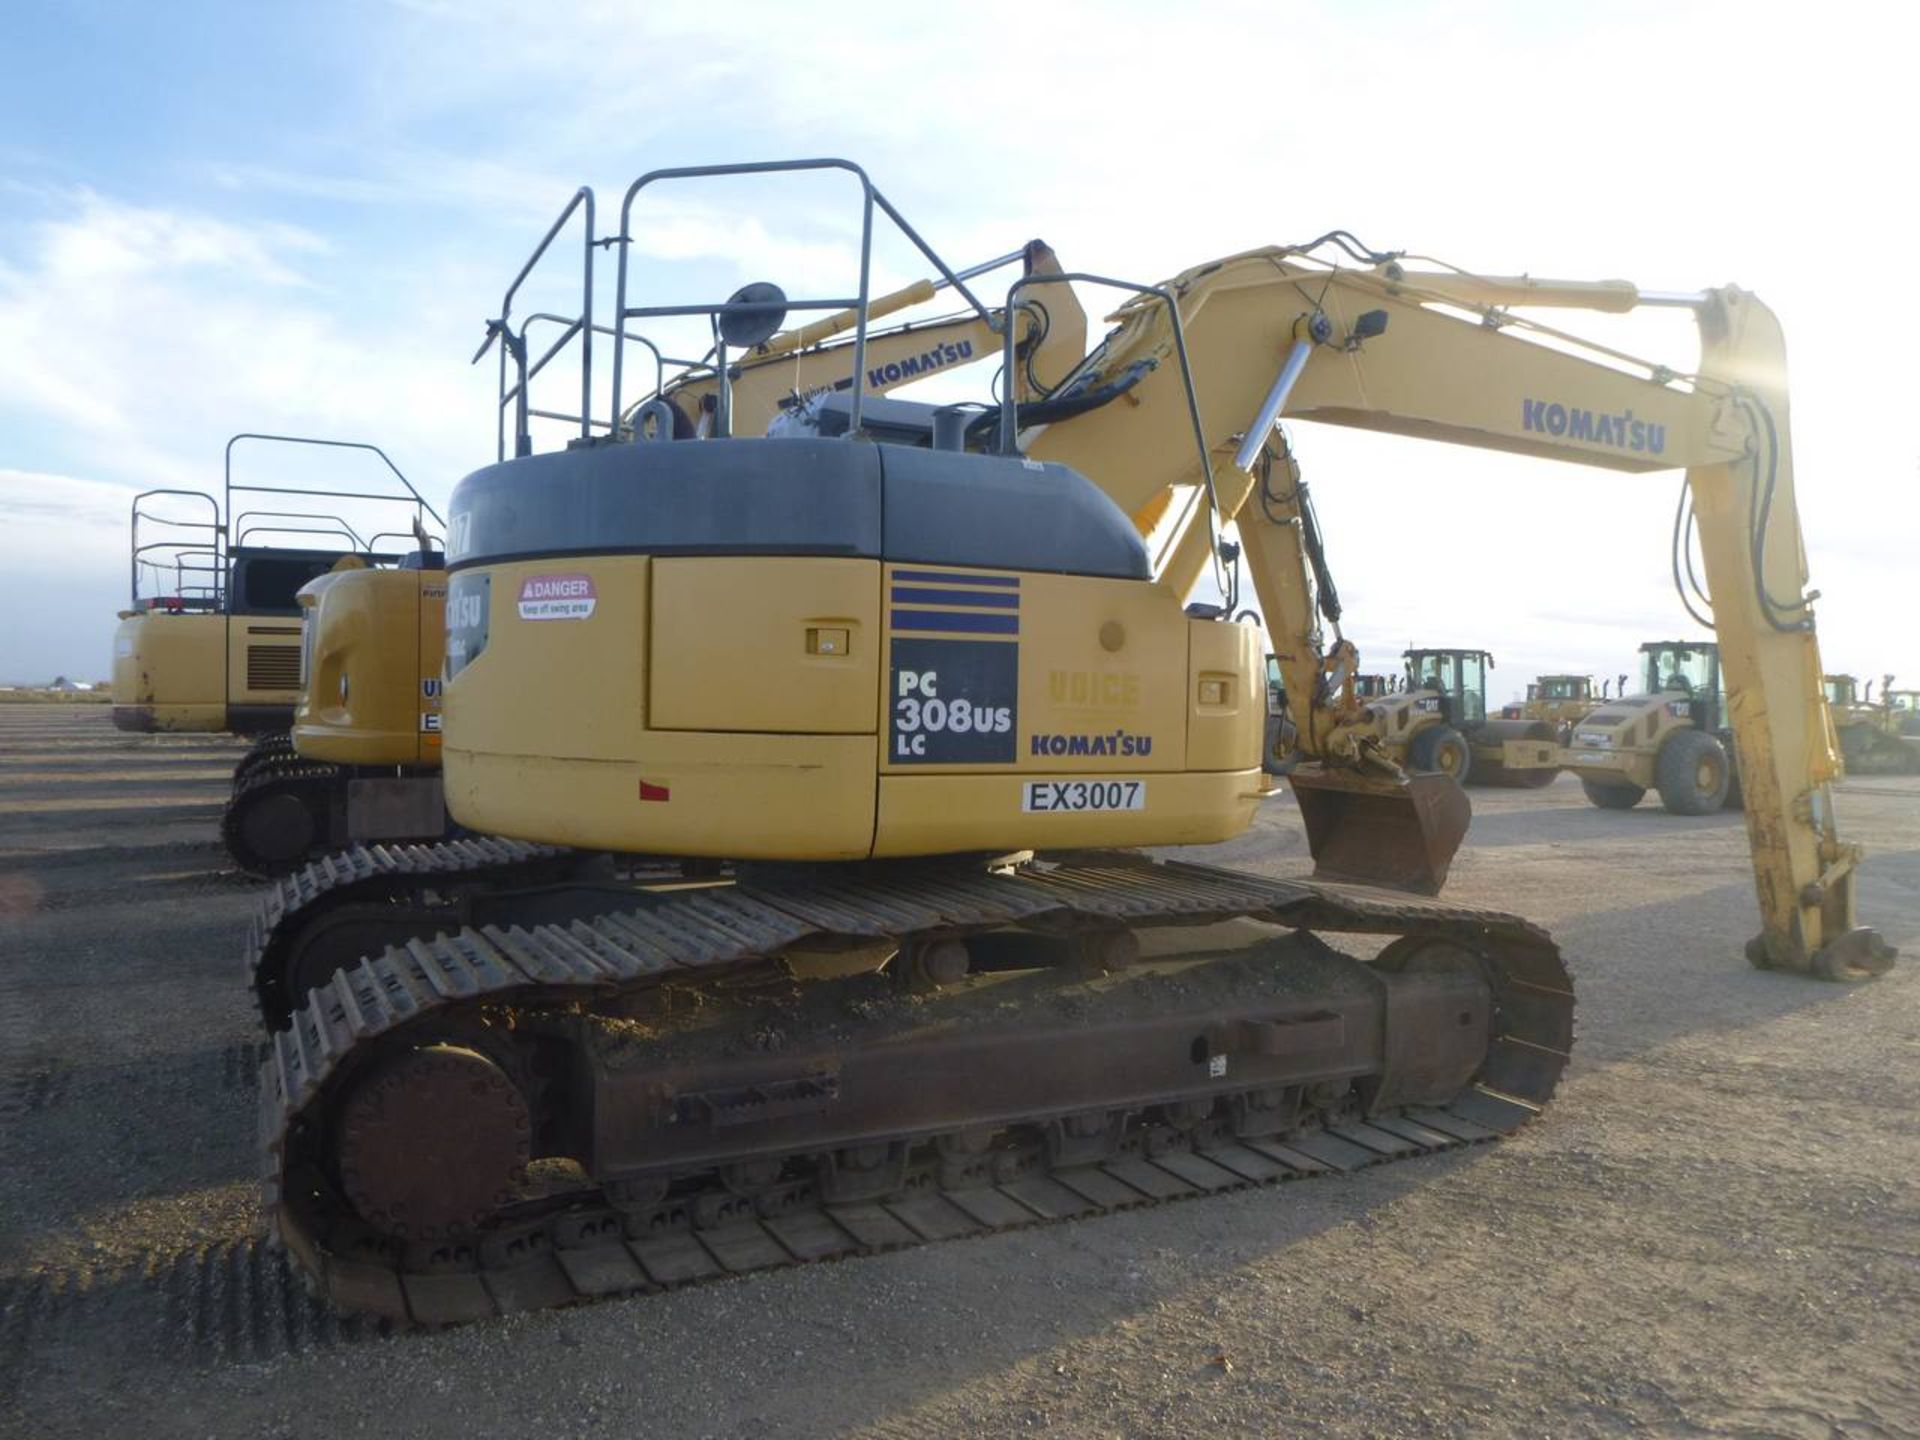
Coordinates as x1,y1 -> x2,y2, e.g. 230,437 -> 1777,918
1287,767 -> 1472,896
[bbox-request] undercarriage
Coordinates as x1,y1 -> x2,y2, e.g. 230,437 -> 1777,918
253,843 -> 1574,1324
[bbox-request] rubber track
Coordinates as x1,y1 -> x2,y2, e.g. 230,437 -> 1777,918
258,846 -> 1574,1325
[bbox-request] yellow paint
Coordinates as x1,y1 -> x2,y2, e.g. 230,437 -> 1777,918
293,566 -> 443,766
110,613 -> 225,731
444,554 -> 1264,860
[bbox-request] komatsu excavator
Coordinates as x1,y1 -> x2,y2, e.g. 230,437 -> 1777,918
228,245 -> 1086,877
251,160 -> 1890,1327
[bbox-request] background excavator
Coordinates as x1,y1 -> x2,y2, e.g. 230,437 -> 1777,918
252,160 -> 1888,1328
110,434 -> 435,743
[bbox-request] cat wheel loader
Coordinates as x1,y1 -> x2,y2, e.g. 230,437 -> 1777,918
248,159 -> 1889,1329
1562,640 -> 1744,814
1503,674 -> 1597,743
1823,674 -> 1920,775
1370,647 -> 1559,786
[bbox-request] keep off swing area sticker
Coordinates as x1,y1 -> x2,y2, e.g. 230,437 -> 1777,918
518,573 -> 596,621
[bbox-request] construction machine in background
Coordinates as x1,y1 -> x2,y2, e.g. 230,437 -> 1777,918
110,434 -> 434,739
1560,640 -> 1742,813
1503,674 -> 1598,743
1890,689 -> 1920,738
1823,674 -> 1920,774
222,544 -> 451,875
109,434 -> 449,877
1371,647 -> 1559,786
250,159 -> 1888,1327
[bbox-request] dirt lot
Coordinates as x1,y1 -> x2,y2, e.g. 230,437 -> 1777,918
1,704 -> 1915,1439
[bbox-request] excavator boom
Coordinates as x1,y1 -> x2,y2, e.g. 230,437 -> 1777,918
1028,247 -> 1891,978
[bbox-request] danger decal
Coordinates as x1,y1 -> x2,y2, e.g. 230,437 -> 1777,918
518,573 -> 596,621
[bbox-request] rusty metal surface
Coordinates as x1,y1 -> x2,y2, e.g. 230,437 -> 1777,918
251,841 -> 1575,1326
1287,769 -> 1473,895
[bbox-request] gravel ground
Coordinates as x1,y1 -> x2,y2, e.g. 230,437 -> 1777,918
1,704 -> 1915,1439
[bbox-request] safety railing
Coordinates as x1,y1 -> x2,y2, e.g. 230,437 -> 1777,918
127,436 -> 442,611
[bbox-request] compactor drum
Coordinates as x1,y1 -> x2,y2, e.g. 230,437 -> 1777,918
252,163 -> 1573,1324
1562,641 -> 1739,814
1369,648 -> 1558,787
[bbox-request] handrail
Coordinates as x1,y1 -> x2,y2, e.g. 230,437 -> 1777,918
129,489 -> 221,607
474,189 -> 595,460
609,158 -> 992,442
996,271 -> 1222,599
232,509 -> 369,551
223,433 -> 443,526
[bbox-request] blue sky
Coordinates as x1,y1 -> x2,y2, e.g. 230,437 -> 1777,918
2,0 -> 1915,693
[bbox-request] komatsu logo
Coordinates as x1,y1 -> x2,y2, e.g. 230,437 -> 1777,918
1522,398 -> 1666,455
867,339 -> 973,389
1030,730 -> 1154,758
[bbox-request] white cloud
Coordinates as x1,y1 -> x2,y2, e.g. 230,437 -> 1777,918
3,0 -> 1915,689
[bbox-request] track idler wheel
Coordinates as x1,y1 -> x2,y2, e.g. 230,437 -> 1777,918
232,787 -> 321,875
334,1043 -> 531,1241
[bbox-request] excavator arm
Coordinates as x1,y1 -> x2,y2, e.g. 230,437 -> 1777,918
645,241 -> 1086,438
1028,247 -> 1892,980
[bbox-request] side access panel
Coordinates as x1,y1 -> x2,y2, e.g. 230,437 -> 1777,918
443,555 -> 876,858
111,612 -> 226,731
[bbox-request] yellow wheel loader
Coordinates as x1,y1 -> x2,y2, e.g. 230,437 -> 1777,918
1503,674 -> 1597,744
1368,648 -> 1559,786
249,160 -> 1888,1327
1561,640 -> 1742,814
1823,674 -> 1920,775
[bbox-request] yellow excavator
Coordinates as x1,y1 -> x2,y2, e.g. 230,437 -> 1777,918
222,540 -> 451,875
251,160 -> 1890,1326
110,435 -> 438,742
234,241 -> 1093,878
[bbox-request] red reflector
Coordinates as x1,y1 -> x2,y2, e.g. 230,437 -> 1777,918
638,780 -> 670,802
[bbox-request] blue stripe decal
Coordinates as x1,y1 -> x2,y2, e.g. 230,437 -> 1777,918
890,609 -> 1020,635
891,569 -> 1019,588
888,586 -> 1020,609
